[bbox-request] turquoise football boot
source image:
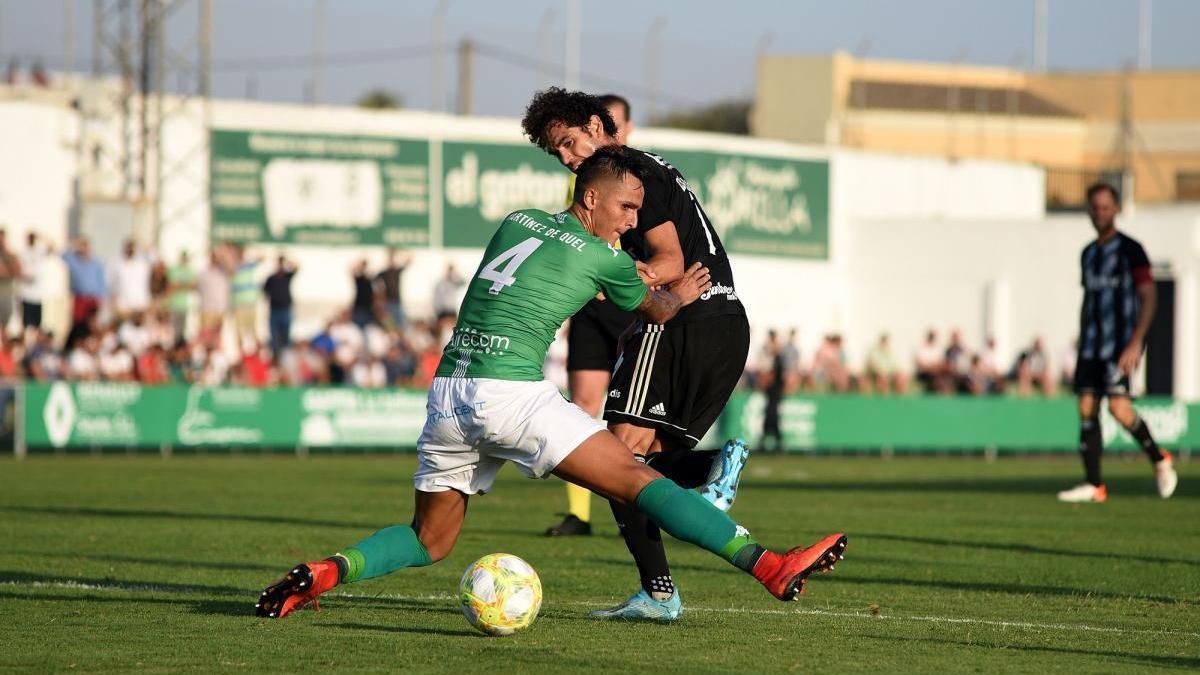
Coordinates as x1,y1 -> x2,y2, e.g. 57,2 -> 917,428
700,438 -> 750,512
589,588 -> 682,622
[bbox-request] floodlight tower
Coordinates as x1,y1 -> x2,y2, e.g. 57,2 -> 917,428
84,0 -> 140,201
80,0 -> 209,251
148,0 -> 212,251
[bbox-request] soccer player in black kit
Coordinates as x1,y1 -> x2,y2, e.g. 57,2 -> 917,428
1057,183 -> 1178,503
523,88 -> 846,620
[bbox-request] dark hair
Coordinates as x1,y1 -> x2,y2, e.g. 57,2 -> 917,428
572,146 -> 645,203
1086,182 -> 1121,206
598,93 -> 631,120
521,87 -> 618,153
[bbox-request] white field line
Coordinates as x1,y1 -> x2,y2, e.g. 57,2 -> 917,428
4,579 -> 1196,640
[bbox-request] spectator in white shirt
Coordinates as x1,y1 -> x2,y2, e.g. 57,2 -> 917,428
915,329 -> 945,393
197,249 -> 231,343
67,335 -> 100,381
99,345 -> 135,382
432,263 -> 466,319
19,232 -> 49,331
109,240 -> 154,320
351,354 -> 388,389
117,312 -> 152,356
147,308 -> 177,350
364,322 -> 391,359
330,309 -> 365,379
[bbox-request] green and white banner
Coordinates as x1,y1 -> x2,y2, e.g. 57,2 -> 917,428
210,129 -> 431,247
441,140 -> 570,248
25,382 -> 428,449
23,383 -> 1198,452
715,393 -> 1200,452
209,128 -> 831,259
646,149 -> 830,259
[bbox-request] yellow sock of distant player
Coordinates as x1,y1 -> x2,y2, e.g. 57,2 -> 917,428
566,482 -> 591,522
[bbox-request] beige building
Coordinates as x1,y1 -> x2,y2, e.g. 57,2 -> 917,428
751,52 -> 1200,204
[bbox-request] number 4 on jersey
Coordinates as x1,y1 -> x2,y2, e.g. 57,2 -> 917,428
478,237 -> 545,295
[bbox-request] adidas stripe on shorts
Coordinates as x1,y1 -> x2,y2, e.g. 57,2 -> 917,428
603,313 -> 750,448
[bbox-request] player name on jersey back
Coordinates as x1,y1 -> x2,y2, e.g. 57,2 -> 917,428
621,147 -> 745,325
436,209 -> 647,381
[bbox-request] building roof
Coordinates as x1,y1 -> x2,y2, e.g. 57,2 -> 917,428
848,80 -> 1080,118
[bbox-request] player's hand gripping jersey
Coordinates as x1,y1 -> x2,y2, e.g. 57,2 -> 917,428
619,148 -> 744,325
436,209 -> 648,381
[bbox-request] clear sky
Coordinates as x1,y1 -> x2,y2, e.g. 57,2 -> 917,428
2,0 -> 1199,122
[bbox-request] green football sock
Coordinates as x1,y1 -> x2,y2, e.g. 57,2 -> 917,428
634,478 -> 766,572
334,525 -> 432,583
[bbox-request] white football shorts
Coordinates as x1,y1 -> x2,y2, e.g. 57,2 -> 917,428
414,377 -> 606,494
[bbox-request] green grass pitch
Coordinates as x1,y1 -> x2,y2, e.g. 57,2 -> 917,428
0,454 -> 1196,672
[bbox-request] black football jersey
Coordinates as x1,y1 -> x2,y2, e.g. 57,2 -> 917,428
1078,231 -> 1152,361
619,147 -> 745,324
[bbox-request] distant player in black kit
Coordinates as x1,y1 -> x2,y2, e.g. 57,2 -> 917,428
1057,183 -> 1178,503
524,89 -> 794,621
546,94 -> 638,538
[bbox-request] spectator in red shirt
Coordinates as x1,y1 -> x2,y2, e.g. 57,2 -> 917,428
0,333 -> 18,379
137,344 -> 170,385
240,341 -> 274,387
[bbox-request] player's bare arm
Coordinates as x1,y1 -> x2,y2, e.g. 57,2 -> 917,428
635,262 -> 710,325
1118,280 -> 1156,374
636,222 -> 685,286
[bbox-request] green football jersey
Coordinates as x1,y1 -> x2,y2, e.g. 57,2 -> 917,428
436,209 -> 648,381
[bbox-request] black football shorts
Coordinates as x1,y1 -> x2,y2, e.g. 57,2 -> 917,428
603,313 -> 750,447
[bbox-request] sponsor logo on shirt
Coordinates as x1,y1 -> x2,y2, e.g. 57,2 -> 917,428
700,282 -> 737,301
448,326 -> 510,354
648,402 -> 666,415
608,389 -> 621,399
1084,272 -> 1123,290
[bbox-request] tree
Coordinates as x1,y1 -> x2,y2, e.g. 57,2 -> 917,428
653,99 -> 751,135
356,89 -> 403,110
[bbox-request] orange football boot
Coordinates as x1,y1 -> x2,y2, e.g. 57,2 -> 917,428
753,533 -> 847,601
255,560 -> 340,618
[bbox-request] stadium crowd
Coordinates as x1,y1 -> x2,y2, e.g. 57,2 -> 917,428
746,327 -> 1076,398
0,229 -> 1077,397
0,233 -> 460,389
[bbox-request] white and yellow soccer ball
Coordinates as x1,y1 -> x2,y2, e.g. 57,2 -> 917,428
459,553 -> 543,636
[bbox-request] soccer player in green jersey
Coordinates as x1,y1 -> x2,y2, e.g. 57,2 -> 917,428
255,147 -> 846,620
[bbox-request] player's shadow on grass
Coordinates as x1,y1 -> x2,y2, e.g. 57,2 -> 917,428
582,556 -> 739,576
855,532 -> 1200,567
741,475 -> 1186,498
319,622 -> 477,638
581,556 -> 1189,604
0,570 -> 252,596
858,633 -> 1200,670
7,550 -> 283,573
826,574 -> 1190,605
0,505 -> 379,530
0,571 -> 466,619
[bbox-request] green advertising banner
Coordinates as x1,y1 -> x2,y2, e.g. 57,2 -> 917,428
718,392 -> 1200,452
645,149 -> 830,259
441,140 -> 570,248
210,129 -> 431,246
207,127 -> 831,258
23,383 -> 1198,453
23,383 -> 429,449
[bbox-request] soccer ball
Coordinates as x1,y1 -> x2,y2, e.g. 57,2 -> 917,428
459,553 -> 543,636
